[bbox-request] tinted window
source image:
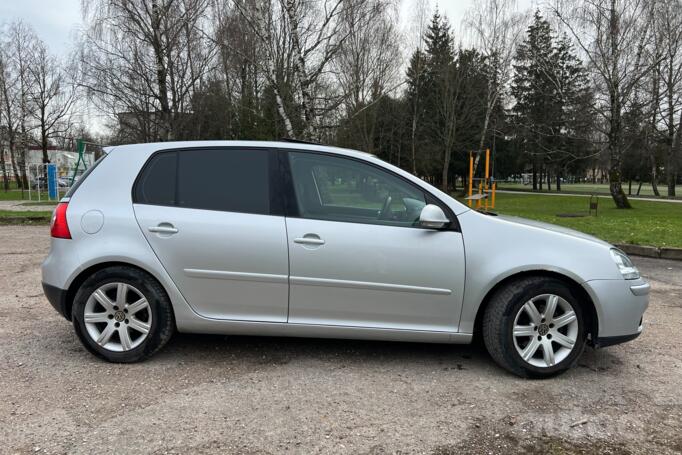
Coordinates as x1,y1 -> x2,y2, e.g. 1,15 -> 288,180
288,152 -> 427,227
177,149 -> 270,214
134,152 -> 177,206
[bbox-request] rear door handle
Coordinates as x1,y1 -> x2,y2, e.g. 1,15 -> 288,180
294,234 -> 325,246
148,224 -> 178,234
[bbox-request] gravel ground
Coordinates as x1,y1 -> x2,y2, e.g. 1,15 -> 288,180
1,225 -> 681,455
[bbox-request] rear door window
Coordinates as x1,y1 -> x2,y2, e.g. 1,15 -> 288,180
134,148 -> 272,216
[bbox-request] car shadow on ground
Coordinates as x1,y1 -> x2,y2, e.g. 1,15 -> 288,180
143,331 -> 624,378
159,331 -> 492,368
49,323 -> 625,379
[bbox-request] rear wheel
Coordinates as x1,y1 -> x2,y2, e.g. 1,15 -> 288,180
72,266 -> 174,362
482,277 -> 587,378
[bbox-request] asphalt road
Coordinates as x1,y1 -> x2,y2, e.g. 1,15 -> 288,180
1,226 -> 681,454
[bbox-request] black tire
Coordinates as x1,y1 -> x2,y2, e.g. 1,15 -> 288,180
482,276 -> 587,378
72,266 -> 175,363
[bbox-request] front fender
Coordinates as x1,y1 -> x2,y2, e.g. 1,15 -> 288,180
457,210 -> 619,333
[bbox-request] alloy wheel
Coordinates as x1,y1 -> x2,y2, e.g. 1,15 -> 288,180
83,282 -> 152,352
512,294 -> 579,368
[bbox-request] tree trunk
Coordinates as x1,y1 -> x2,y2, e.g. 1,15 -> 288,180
18,148 -> 29,190
274,84 -> 294,138
151,0 -> 172,141
667,114 -> 682,197
41,119 -> 50,163
607,93 -> 631,208
442,148 -> 451,193
650,155 -> 661,196
607,0 -> 631,209
0,149 -> 8,191
637,180 -> 643,196
546,171 -> 551,192
532,160 -> 537,190
665,54 -> 678,197
410,116 -> 418,175
8,143 -> 20,188
284,0 -> 316,138
648,54 -> 661,198
556,170 -> 561,191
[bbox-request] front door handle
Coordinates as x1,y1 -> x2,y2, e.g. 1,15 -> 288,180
294,234 -> 325,246
148,223 -> 178,234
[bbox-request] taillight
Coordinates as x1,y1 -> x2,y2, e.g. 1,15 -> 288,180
51,202 -> 72,239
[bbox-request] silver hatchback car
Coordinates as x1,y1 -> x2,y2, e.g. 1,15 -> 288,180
42,141 -> 649,377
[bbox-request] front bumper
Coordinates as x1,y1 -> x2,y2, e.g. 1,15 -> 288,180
42,282 -> 70,321
585,277 -> 649,343
594,331 -> 641,348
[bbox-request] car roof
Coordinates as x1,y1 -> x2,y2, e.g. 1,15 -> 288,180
106,140 -> 374,160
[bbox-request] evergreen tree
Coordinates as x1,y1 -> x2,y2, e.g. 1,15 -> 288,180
511,11 -> 593,190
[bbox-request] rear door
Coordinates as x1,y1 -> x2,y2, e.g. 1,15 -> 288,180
133,147 -> 289,322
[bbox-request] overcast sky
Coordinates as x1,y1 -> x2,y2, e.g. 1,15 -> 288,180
0,0 -> 82,56
1,0 -> 536,58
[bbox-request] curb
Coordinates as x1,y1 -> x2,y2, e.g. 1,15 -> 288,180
615,243 -> 682,262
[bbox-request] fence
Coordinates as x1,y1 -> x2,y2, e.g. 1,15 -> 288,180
0,163 -> 88,201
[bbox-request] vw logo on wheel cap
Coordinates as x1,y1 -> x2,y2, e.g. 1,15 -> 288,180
538,323 -> 550,336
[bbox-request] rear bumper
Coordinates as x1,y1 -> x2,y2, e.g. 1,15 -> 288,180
42,282 -> 70,321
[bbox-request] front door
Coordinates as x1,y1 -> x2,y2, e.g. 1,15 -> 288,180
284,151 -> 466,332
133,147 -> 289,322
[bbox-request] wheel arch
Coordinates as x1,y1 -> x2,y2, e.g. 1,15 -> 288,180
472,270 -> 599,343
64,261 -> 175,323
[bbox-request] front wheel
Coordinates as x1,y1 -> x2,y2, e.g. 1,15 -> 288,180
482,277 -> 587,378
72,266 -> 174,362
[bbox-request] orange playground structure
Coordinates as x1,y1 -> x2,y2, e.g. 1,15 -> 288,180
466,149 -> 496,210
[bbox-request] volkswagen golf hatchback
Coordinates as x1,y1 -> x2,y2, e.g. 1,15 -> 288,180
42,141 -> 650,377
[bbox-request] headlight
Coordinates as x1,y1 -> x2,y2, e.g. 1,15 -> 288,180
610,249 -> 640,280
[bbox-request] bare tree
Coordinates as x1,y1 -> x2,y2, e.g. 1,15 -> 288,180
655,0 -> 682,197
0,47 -> 15,190
334,0 -> 401,153
466,0 -> 526,172
407,0 -> 429,174
553,0 -> 657,208
27,41 -> 77,165
232,0 -> 361,139
644,21 -> 665,197
81,0 -> 215,142
0,22 -> 38,189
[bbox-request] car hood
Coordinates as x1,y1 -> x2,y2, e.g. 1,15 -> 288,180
494,214 -> 613,248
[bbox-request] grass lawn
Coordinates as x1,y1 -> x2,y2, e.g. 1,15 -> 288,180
473,192 -> 682,248
0,189 -> 59,201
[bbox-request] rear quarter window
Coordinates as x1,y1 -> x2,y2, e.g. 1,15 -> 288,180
133,152 -> 177,206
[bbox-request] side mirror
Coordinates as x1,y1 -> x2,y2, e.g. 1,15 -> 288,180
419,204 -> 450,229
